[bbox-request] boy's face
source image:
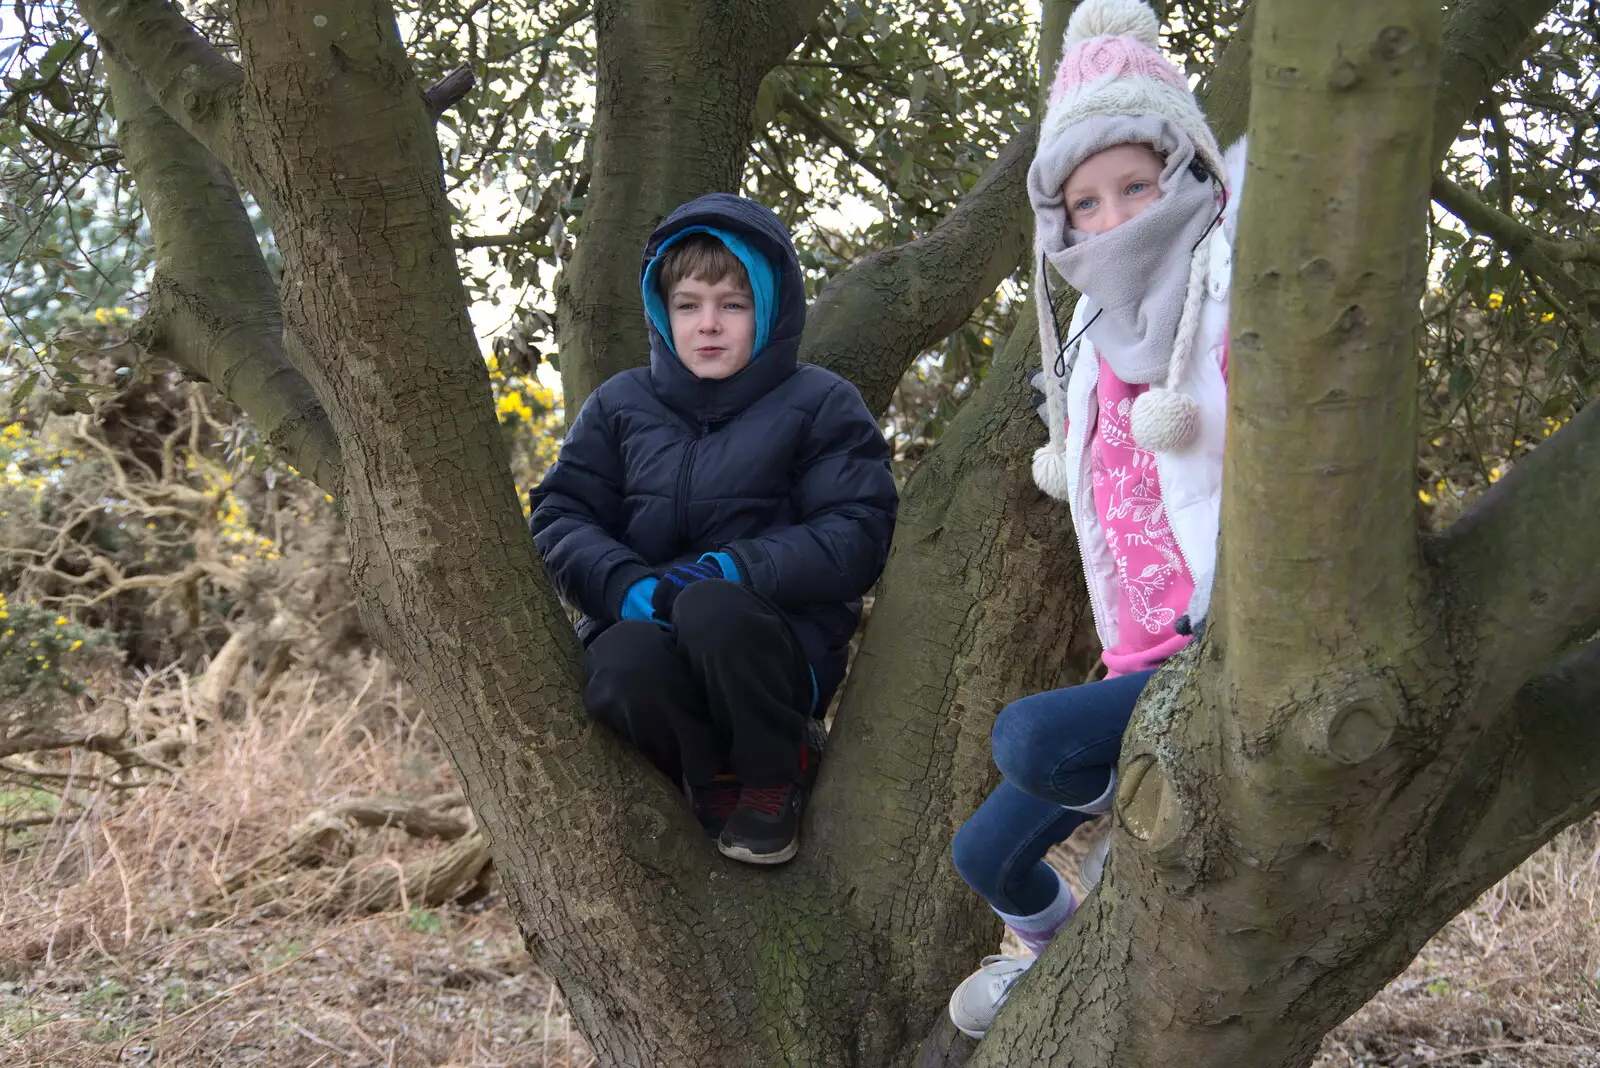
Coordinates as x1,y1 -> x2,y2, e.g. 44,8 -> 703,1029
1063,142 -> 1166,234
668,275 -> 756,380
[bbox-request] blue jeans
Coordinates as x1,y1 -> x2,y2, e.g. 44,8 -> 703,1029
951,669 -> 1155,917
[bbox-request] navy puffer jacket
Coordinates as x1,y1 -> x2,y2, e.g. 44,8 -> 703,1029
528,194 -> 898,693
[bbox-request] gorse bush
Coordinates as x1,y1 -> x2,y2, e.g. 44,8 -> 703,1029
0,590 -> 118,703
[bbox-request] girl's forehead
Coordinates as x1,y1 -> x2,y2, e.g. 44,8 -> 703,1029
1065,143 -> 1165,182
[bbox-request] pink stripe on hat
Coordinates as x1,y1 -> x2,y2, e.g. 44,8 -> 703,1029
1052,35 -> 1191,101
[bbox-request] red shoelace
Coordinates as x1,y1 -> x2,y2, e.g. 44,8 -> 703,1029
739,786 -> 792,817
707,782 -> 742,819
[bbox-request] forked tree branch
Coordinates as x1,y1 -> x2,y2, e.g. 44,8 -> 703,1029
1426,398 -> 1600,699
105,59 -> 341,490
779,82 -> 908,199
803,127 -> 1037,416
1432,175 -> 1600,314
76,0 -> 246,176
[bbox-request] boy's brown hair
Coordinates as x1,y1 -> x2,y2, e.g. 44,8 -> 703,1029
658,233 -> 751,298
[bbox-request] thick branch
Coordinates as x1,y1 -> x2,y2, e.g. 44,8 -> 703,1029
457,181 -> 566,250
761,0 -> 830,66
76,0 -> 245,174
803,126 -> 1037,416
457,223 -> 554,251
1434,177 -> 1600,265
1427,398 -> 1600,697
1432,175 -> 1600,314
1196,2 -> 1256,146
1222,2 -> 1439,690
1413,642 -> 1600,946
106,59 -> 341,490
423,66 -> 475,118
1433,0 -> 1560,164
1038,0 -> 1077,92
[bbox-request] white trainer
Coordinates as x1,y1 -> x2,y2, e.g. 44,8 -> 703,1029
947,954 -> 1035,1039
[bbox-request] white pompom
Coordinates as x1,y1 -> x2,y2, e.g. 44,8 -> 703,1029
1065,0 -> 1161,48
1131,388 -> 1200,452
1032,444 -> 1074,501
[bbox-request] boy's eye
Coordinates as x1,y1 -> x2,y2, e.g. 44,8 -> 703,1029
724,301 -> 748,311
674,302 -> 697,312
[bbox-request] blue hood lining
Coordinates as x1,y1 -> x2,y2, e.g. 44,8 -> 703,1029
642,226 -> 779,361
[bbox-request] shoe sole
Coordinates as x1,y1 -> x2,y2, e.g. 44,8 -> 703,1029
717,838 -> 799,865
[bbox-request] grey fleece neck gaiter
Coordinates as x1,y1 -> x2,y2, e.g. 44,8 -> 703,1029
1032,116 -> 1217,386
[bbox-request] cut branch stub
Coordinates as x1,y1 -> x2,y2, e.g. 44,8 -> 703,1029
1297,679 -> 1402,766
1115,753 -> 1184,853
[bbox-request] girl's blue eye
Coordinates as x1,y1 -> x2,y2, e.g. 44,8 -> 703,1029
1127,181 -> 1153,195
1074,198 -> 1098,213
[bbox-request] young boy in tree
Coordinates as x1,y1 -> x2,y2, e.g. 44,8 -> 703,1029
529,193 -> 897,865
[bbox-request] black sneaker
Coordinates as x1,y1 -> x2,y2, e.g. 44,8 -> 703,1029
685,773 -> 742,837
718,782 -> 804,865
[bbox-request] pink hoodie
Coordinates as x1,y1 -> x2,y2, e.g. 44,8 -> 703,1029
1087,342 -> 1226,676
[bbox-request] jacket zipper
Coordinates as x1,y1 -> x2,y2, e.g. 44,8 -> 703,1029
675,421 -> 709,545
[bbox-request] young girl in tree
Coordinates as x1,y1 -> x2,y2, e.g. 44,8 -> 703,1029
946,0 -> 1245,1038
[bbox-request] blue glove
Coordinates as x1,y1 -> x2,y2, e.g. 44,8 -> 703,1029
620,577 -> 661,622
650,559 -> 725,621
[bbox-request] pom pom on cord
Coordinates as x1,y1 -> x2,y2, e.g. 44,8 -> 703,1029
1033,443 -> 1075,501
1065,0 -> 1162,48
1130,388 -> 1200,452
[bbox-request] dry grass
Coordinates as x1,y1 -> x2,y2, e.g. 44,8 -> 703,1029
0,655 -> 592,1067
4,657 -> 1599,1067
1315,821 -> 1600,1068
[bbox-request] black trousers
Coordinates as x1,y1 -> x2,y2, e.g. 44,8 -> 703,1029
583,580 -> 813,788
